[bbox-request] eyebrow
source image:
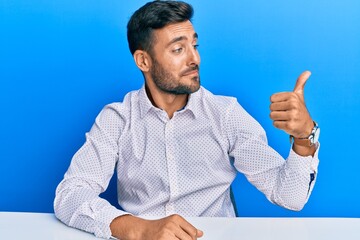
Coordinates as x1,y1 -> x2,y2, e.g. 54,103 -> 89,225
166,33 -> 198,47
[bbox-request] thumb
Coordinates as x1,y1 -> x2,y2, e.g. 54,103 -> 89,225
293,70 -> 311,95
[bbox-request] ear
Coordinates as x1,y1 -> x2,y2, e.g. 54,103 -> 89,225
133,50 -> 151,72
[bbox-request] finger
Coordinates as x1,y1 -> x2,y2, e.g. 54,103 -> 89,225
179,223 -> 201,240
293,70 -> 311,95
270,111 -> 291,121
197,229 -> 204,237
167,215 -> 201,240
174,226 -> 201,240
272,120 -> 288,130
174,227 -> 194,240
270,101 -> 294,111
161,220 -> 187,240
270,92 -> 292,103
178,219 -> 202,239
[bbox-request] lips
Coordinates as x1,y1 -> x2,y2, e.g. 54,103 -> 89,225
183,70 -> 199,76
181,66 -> 199,76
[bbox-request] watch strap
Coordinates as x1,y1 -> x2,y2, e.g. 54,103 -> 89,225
290,121 -> 319,147
290,135 -> 312,147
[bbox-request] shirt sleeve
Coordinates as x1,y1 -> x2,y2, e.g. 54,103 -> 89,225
54,104 -> 129,239
225,100 -> 319,211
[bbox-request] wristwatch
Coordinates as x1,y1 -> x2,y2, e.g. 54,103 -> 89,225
290,121 -> 320,147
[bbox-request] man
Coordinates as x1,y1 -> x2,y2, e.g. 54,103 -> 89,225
54,1 -> 320,239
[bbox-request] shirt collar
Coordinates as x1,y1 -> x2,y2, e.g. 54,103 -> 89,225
182,87 -> 202,119
138,85 -> 202,119
139,85 -> 155,119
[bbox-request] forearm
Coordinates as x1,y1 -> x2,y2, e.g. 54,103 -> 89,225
54,104 -> 126,238
292,142 -> 317,157
110,215 -> 142,239
271,147 -> 319,210
54,179 -> 126,239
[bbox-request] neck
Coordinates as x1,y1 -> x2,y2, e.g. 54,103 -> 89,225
145,83 -> 188,119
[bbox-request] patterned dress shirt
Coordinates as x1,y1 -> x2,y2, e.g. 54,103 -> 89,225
54,86 -> 319,239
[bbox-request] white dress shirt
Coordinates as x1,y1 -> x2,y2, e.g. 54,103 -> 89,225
54,86 -> 319,239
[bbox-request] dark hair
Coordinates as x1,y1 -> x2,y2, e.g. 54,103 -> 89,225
127,1 -> 194,55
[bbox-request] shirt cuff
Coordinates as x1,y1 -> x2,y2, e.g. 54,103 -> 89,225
287,142 -> 320,173
94,206 -> 131,239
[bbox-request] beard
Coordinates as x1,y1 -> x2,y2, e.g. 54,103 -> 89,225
149,57 -> 200,95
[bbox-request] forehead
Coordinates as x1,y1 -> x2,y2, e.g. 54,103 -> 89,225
153,20 -> 197,45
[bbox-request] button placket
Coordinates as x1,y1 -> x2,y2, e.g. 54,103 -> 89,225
164,119 -> 179,215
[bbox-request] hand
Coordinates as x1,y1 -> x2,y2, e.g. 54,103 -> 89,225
110,214 -> 204,240
269,71 -> 314,138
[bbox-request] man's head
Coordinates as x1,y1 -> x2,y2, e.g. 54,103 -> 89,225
127,1 -> 193,55
127,1 -> 201,95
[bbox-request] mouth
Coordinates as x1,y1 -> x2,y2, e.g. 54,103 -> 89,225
182,70 -> 199,76
181,66 -> 200,77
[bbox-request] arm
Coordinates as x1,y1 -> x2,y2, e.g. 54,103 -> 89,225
54,104 -> 203,239
267,70 -> 320,209
226,97 -> 319,211
54,104 -> 127,238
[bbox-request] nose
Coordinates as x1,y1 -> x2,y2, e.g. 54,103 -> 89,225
188,46 -> 200,66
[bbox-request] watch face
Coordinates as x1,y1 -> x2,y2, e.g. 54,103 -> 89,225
312,127 -> 320,144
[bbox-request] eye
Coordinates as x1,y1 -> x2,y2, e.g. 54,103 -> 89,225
193,44 -> 199,50
172,47 -> 183,53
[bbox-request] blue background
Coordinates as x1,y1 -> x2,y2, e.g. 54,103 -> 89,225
1,0 -> 359,217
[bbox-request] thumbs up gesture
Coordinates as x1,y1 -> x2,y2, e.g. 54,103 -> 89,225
270,71 -> 314,139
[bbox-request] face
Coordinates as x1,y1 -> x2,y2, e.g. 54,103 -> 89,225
148,20 -> 201,95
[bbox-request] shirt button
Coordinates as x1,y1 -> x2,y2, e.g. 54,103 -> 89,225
165,203 -> 175,215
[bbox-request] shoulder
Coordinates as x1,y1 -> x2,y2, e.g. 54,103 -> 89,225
97,89 -> 141,122
199,87 -> 237,107
198,86 -> 241,114
199,87 -> 264,132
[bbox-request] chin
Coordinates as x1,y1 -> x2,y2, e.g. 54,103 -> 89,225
171,83 -> 200,95
186,84 -> 200,94
188,77 -> 200,92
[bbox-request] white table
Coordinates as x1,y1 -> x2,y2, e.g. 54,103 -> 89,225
1,212 -> 359,239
